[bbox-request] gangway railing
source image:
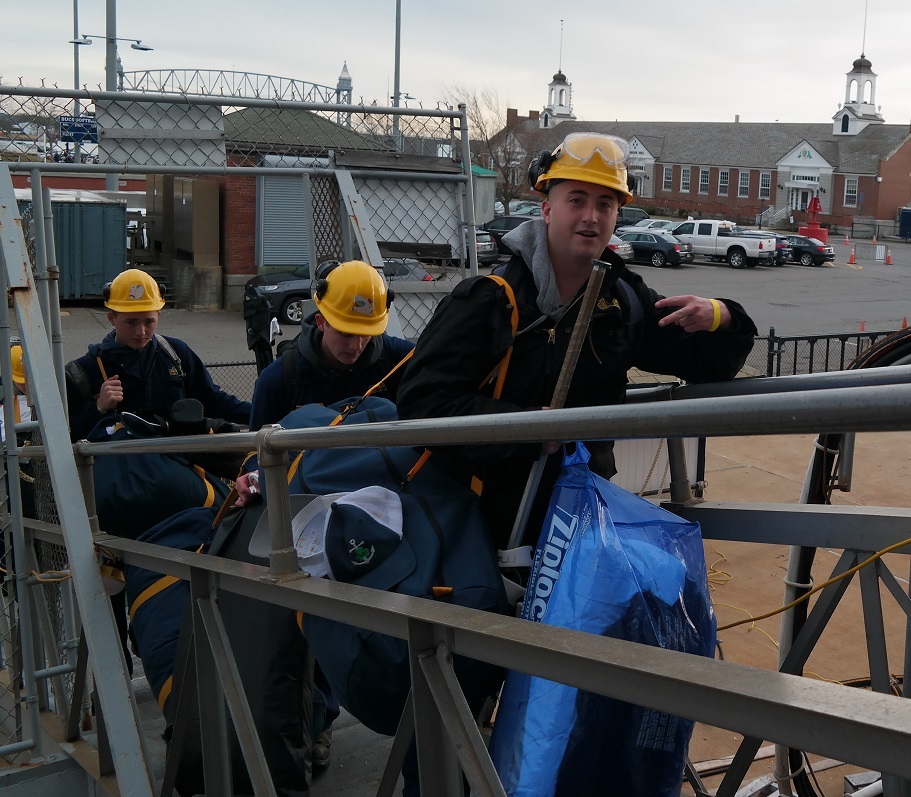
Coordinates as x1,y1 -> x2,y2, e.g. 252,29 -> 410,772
12,374 -> 911,797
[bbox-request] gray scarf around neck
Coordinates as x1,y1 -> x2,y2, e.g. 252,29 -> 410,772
500,218 -> 562,316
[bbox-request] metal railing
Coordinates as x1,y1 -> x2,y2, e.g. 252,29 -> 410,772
763,326 -> 898,377
15,374 -> 911,797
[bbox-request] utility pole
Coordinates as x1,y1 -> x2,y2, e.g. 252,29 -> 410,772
105,0 -> 117,190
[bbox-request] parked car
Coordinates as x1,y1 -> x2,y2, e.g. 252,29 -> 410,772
508,199 -> 542,214
512,202 -> 542,217
785,234 -> 836,266
247,258 -> 432,324
619,231 -> 695,267
734,228 -> 793,266
475,230 -> 500,266
616,206 -> 650,227
615,219 -> 679,235
607,234 -> 633,262
481,214 -> 538,254
494,200 -> 505,216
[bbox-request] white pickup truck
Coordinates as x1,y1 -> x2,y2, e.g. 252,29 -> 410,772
670,219 -> 776,268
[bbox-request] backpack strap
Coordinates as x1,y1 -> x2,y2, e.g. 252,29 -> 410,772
280,345 -> 302,413
480,275 -> 519,400
154,334 -> 185,378
404,274 -> 519,493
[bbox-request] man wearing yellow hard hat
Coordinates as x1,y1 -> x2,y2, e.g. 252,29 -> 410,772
396,131 -> 758,546
246,259 -> 414,434
64,269 -> 251,441
236,258 -> 413,771
1,345 -> 33,444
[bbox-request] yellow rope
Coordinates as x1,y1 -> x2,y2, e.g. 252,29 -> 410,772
718,534 -> 911,631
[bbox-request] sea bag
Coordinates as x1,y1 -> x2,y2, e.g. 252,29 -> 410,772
274,396 -> 510,736
489,443 -> 716,797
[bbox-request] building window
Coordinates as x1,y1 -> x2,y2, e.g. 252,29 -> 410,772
663,166 -> 672,191
738,171 -> 750,198
841,114 -> 849,133
759,173 -> 771,200
718,170 -> 729,196
680,167 -> 690,193
699,169 -> 709,194
844,177 -> 858,207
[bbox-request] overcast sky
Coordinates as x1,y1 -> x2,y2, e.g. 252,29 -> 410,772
4,0 -> 910,127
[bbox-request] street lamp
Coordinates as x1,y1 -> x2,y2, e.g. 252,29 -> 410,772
69,35 -> 152,51
68,0 -> 152,189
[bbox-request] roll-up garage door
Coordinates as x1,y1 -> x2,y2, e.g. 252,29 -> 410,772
258,175 -> 309,266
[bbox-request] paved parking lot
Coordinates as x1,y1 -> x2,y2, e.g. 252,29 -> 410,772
629,237 -> 911,336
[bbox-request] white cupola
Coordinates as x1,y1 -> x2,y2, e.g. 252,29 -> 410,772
540,70 -> 576,129
833,54 -> 884,136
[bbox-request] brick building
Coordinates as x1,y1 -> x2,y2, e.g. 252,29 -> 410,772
500,55 -> 911,233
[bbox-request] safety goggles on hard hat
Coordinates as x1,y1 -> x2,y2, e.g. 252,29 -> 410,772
555,133 -> 630,167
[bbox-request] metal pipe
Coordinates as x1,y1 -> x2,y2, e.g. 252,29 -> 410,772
56,383 -> 911,460
457,103 -> 479,278
0,240 -> 44,759
29,172 -> 52,332
34,663 -> 78,680
255,426 -> 297,577
40,189 -> 67,404
5,162 -> 469,182
0,84 -> 464,118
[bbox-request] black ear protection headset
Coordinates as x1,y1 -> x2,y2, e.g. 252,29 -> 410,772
527,147 -> 558,190
312,259 -> 395,308
101,278 -> 167,303
313,259 -> 341,301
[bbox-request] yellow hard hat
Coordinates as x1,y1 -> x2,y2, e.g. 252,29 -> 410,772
313,260 -> 390,336
10,345 -> 25,386
103,269 -> 165,313
530,132 -> 634,205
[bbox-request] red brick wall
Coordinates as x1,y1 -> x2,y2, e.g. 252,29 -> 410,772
641,166 -> 778,223
879,138 -> 911,220
198,173 -> 257,277
11,173 -> 145,192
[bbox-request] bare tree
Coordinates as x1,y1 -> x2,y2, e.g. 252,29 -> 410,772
438,84 -> 548,213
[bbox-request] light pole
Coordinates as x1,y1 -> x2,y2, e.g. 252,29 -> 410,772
72,0 -> 82,162
69,0 -> 152,189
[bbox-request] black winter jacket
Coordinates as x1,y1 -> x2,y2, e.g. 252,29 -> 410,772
396,249 -> 757,545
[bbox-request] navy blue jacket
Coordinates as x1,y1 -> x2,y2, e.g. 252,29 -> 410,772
249,314 -> 415,432
66,332 -> 251,442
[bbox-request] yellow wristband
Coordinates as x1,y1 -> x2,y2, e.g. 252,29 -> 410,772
708,299 -> 722,332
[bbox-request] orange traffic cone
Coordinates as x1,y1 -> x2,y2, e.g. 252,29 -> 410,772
872,234 -> 878,245
848,247 -> 856,264
860,320 -> 866,332
902,316 -> 908,330
885,247 -> 893,265
843,233 -> 850,245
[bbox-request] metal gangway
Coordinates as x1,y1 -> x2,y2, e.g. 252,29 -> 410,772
3,155 -> 911,796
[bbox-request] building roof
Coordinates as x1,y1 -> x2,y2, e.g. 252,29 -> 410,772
223,106 -> 394,155
508,118 -> 911,175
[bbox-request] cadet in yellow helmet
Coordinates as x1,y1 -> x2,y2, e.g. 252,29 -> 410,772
1,345 -> 33,444
396,131 -> 758,548
245,259 -> 414,435
237,259 -> 414,771
64,269 -> 251,441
